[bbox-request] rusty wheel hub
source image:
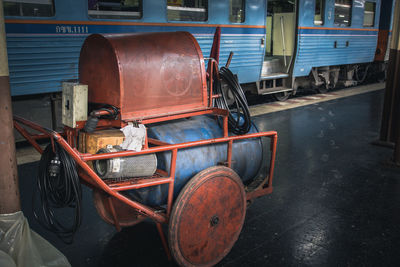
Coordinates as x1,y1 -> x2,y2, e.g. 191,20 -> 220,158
168,166 -> 246,267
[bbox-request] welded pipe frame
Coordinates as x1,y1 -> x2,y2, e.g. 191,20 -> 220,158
12,59 -> 278,225
13,112 -> 278,221
13,59 -> 278,260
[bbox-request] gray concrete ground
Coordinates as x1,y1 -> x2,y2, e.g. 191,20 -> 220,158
16,84 -> 400,266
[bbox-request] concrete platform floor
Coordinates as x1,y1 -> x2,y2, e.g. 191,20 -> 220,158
17,88 -> 400,266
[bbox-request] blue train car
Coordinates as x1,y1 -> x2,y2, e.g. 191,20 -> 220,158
293,0 -> 381,91
4,0 -> 265,97
3,0 -> 392,109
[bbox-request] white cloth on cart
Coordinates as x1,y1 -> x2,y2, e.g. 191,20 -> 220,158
120,123 -> 146,151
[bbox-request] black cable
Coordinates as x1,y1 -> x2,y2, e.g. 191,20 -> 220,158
213,66 -> 252,135
93,104 -> 119,120
34,143 -> 82,244
83,116 -> 99,133
84,104 -> 120,133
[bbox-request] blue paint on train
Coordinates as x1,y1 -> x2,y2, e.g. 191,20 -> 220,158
5,23 -> 265,35
4,0 -> 394,96
5,0 -> 265,96
5,26 -> 265,95
298,28 -> 378,35
293,0 -> 381,77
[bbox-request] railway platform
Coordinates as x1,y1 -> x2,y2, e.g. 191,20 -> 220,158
16,86 -> 400,266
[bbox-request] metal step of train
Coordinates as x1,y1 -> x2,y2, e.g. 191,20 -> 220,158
256,72 -> 291,95
260,72 -> 289,80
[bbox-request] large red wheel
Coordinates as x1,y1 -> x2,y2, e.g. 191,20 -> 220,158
93,189 -> 145,227
168,166 -> 246,267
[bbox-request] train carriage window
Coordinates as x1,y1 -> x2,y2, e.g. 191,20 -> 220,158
314,0 -> 325,25
334,0 -> 352,26
230,0 -> 245,23
167,0 -> 208,21
363,1 -> 376,27
88,0 -> 142,20
4,0 -> 54,17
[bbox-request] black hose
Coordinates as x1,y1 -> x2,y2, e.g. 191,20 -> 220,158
34,143 -> 82,244
83,116 -> 99,133
84,104 -> 119,133
93,104 -> 119,120
213,67 -> 252,135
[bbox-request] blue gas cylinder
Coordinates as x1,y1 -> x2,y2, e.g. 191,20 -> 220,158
125,115 -> 262,206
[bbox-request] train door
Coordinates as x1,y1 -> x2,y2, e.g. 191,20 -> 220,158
258,0 -> 297,100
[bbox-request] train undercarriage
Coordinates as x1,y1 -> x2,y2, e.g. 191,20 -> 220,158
242,61 -> 387,102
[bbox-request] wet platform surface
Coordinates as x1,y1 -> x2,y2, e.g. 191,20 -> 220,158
17,89 -> 400,266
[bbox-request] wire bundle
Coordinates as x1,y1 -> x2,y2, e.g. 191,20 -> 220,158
35,143 -> 82,243
213,66 -> 252,135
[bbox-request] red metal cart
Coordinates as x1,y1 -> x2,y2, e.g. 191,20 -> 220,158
14,32 -> 277,267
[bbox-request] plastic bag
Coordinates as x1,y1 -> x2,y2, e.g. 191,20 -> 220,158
0,211 -> 70,267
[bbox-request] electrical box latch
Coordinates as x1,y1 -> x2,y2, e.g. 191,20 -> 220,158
62,82 -> 88,128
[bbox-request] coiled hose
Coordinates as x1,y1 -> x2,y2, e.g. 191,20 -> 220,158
213,67 -> 251,135
35,143 -> 82,243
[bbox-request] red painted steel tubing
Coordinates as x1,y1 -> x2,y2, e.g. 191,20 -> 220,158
246,187 -> 274,200
223,116 -> 228,137
91,109 -> 114,117
156,222 -> 172,261
111,177 -> 172,192
208,60 -> 214,107
148,138 -> 171,146
14,115 -> 56,136
141,108 -> 214,124
267,134 -> 278,188
13,121 -> 43,154
55,136 -> 167,223
82,131 -> 277,161
107,197 -> 121,232
227,140 -> 233,168
13,114 -> 278,219
167,149 -> 178,218
246,134 -> 278,200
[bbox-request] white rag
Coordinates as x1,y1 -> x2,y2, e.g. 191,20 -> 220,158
120,124 -> 146,151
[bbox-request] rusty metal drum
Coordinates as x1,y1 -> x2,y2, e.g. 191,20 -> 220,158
79,32 -> 207,122
92,189 -> 145,227
126,115 -> 263,206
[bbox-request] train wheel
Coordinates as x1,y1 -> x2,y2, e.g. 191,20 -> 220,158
316,77 -> 332,93
316,85 -> 329,94
273,91 -> 291,101
93,189 -> 145,227
355,64 -> 370,83
168,166 -> 246,267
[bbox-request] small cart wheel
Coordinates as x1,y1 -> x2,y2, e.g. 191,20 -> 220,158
168,166 -> 246,267
93,189 -> 145,227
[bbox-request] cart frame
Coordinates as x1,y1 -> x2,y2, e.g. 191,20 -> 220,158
13,60 -> 278,259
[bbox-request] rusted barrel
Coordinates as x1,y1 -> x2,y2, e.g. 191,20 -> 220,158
79,32 -> 207,121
